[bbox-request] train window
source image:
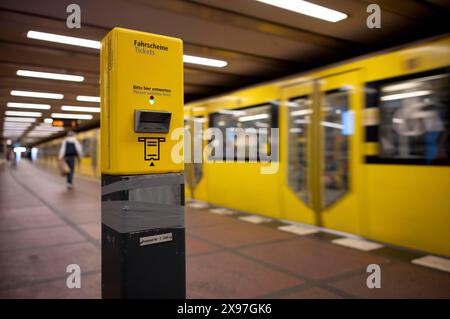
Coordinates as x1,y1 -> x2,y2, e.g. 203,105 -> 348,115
185,117 -> 204,187
287,96 -> 312,206
81,138 -> 91,157
379,73 -> 449,163
322,90 -> 350,207
209,103 -> 278,162
91,132 -> 98,171
366,69 -> 450,165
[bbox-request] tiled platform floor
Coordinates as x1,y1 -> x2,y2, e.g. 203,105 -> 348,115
0,161 -> 449,298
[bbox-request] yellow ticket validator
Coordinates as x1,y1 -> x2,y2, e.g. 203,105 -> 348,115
100,27 -> 184,175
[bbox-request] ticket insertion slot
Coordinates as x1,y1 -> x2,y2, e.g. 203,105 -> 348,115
134,110 -> 172,133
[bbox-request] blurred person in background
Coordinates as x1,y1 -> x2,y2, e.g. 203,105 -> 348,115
59,131 -> 83,189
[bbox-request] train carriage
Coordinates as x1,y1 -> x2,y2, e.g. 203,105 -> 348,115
38,35 -> 450,257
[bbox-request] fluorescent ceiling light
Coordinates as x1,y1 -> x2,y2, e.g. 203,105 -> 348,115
33,126 -> 64,131
3,129 -> 28,133
286,100 -> 310,108
321,121 -> 342,129
17,70 -> 84,82
14,147 -> 27,152
76,95 -> 100,103
61,105 -> 100,113
44,118 -> 53,124
5,117 -> 36,122
3,129 -> 29,133
256,0 -> 347,22
3,122 -> 31,127
255,121 -> 269,127
28,129 -> 56,133
290,128 -> 303,133
381,90 -> 431,101
238,114 -> 269,122
28,129 -> 55,133
218,109 -> 245,116
27,133 -> 54,137
3,133 -> 22,136
295,119 -> 310,125
11,90 -> 64,99
27,31 -> 101,49
51,113 -> 93,120
291,109 -> 313,117
381,82 -> 422,93
7,102 -> 51,110
3,129 -> 27,132
28,132 -> 57,136
5,111 -> 42,117
183,54 -> 227,68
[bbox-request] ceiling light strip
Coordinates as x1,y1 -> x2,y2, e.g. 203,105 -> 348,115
10,90 -> 64,99
61,105 -> 100,113
17,70 -> 84,82
255,0 -> 347,22
51,113 -> 93,120
7,102 -> 51,110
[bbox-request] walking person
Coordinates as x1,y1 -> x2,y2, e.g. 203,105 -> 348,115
58,131 -> 83,189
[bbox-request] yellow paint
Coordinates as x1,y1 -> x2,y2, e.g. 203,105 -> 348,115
365,165 -> 450,256
100,28 -> 184,175
364,142 -> 379,156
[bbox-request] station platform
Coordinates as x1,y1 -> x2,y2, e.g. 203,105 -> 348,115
0,161 -> 449,299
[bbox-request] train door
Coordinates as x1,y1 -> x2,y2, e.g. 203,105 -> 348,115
281,70 -> 363,234
281,80 -> 316,224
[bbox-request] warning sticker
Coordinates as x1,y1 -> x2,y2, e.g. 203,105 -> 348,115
139,233 -> 173,246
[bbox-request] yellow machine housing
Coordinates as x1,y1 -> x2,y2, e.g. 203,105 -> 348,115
100,27 -> 184,175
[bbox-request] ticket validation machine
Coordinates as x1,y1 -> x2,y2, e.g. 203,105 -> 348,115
100,28 -> 185,298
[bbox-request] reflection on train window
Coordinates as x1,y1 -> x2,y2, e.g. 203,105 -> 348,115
323,91 -> 350,208
287,96 -> 312,206
379,73 -> 449,164
81,138 -> 91,157
91,132 -> 98,171
209,103 -> 276,161
185,117 -> 204,187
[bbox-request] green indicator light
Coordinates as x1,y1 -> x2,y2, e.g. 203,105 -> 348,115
149,95 -> 155,105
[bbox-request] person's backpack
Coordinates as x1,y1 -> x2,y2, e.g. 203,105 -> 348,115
65,141 -> 78,157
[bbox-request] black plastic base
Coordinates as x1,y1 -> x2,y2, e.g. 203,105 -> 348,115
102,223 -> 186,298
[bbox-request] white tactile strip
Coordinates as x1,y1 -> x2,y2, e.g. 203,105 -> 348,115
239,215 -> 272,224
187,201 -> 209,209
277,224 -> 319,236
412,255 -> 450,273
209,208 -> 235,216
332,237 -> 384,251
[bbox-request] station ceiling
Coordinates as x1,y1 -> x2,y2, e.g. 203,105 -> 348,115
0,0 -> 449,144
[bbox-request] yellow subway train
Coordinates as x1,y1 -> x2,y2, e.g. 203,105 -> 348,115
37,35 -> 450,257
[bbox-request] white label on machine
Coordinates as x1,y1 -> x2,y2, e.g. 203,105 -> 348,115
139,232 -> 173,246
